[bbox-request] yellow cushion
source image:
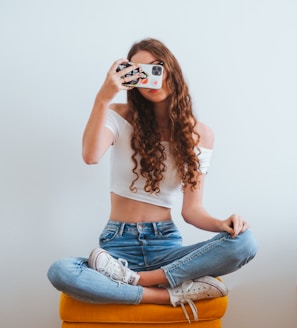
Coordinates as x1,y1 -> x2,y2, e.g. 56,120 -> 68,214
60,293 -> 228,327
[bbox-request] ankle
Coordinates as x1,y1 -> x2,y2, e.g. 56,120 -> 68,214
138,269 -> 168,287
140,287 -> 170,304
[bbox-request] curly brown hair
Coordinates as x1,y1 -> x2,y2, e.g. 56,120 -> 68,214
127,38 -> 201,194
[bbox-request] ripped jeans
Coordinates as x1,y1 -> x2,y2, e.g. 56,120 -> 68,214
47,219 -> 258,304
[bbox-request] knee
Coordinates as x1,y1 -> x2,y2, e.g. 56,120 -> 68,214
234,229 -> 258,264
47,257 -> 84,291
47,258 -> 67,290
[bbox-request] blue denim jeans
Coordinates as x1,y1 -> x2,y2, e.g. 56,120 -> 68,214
47,219 -> 258,304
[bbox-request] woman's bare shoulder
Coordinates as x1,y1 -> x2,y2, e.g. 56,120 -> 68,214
109,103 -> 130,120
196,121 -> 214,149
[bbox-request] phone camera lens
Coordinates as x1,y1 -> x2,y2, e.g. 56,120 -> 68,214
152,65 -> 162,76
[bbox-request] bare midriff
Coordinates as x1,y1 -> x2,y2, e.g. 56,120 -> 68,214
110,192 -> 172,223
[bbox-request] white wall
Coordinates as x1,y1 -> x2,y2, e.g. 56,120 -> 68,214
1,0 -> 296,327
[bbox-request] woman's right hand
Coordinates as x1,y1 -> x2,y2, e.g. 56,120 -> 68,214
98,59 -> 140,102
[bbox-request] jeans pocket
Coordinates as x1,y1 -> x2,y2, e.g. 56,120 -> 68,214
99,227 -> 119,244
158,224 -> 182,240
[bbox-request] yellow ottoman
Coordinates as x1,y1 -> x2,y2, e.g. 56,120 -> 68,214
59,293 -> 228,327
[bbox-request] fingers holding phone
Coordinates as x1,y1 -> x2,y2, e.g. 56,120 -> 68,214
100,59 -> 137,97
116,62 -> 142,87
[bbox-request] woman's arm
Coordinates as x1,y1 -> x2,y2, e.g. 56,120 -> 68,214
82,59 -> 140,164
82,94 -> 114,164
181,174 -> 248,238
181,122 -> 248,238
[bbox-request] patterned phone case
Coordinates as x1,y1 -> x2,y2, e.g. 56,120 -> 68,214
116,62 -> 163,89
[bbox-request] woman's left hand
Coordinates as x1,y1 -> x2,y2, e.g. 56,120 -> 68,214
221,214 -> 249,238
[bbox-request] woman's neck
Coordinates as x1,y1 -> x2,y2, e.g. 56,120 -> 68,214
153,99 -> 170,124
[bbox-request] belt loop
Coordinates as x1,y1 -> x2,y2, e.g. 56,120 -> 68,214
118,222 -> 125,236
152,222 -> 158,236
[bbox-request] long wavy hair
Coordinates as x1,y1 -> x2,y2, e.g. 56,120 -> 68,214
127,38 -> 201,194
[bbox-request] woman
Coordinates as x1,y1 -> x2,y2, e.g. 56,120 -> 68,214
48,38 -> 258,322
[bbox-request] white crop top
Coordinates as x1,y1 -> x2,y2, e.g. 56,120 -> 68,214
105,109 -> 212,208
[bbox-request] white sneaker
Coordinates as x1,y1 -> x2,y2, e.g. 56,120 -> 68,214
88,248 -> 140,285
167,276 -> 228,323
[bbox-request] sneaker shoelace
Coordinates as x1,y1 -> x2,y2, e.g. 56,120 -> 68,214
180,300 -> 198,323
103,256 -> 130,284
178,280 -> 199,323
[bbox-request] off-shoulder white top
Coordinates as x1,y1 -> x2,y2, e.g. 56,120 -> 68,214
105,109 -> 212,208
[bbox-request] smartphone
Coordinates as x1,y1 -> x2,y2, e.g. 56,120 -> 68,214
116,62 -> 163,89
